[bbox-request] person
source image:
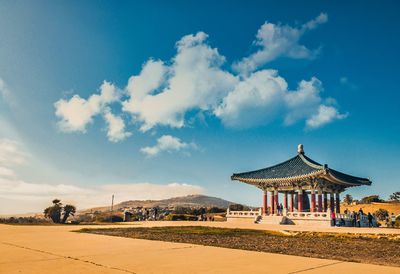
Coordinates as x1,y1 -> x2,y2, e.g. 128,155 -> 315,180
367,212 -> 373,227
358,208 -> 364,216
279,203 -> 283,215
391,213 -> 396,228
356,212 -> 361,227
331,211 -> 336,226
385,215 -> 390,227
352,211 -> 357,227
201,207 -> 206,221
154,207 -> 158,220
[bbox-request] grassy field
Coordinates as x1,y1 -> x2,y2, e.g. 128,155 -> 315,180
78,226 -> 400,267
341,202 -> 400,215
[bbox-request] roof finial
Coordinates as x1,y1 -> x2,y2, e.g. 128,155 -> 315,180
297,144 -> 304,154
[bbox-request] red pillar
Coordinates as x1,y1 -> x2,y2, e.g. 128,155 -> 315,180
317,191 -> 322,212
263,191 -> 268,215
270,191 -> 274,215
311,190 -> 316,212
290,192 -> 294,212
298,190 -> 303,212
323,192 -> 328,212
335,192 -> 340,213
330,192 -> 335,212
283,192 -> 288,210
274,190 -> 279,215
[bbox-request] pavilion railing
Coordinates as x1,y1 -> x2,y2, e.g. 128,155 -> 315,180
226,209 -> 376,226
286,211 -> 330,220
226,208 -> 262,218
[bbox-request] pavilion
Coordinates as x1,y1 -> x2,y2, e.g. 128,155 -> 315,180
230,144 -> 371,223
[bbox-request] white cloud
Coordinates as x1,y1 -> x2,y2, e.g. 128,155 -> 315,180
0,78 -> 10,101
0,166 -> 16,178
233,13 -> 328,75
306,105 -> 348,129
0,138 -> 27,166
284,77 -> 323,125
340,76 -> 358,90
98,182 -> 204,202
214,70 -> 287,128
103,108 -> 132,142
54,81 -> 120,132
0,78 -> 16,107
214,74 -> 341,129
124,59 -> 168,103
140,135 -> 196,157
123,32 -> 238,132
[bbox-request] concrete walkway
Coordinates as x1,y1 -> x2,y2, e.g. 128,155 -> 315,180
0,223 -> 399,274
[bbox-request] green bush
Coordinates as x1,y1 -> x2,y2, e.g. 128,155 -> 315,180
360,195 -> 384,204
207,207 -> 226,213
96,214 -> 123,222
229,204 -> 250,211
0,217 -> 51,225
165,214 -> 198,221
395,216 -> 400,228
374,208 -> 389,221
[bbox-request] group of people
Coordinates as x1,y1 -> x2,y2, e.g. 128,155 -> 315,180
331,208 -> 375,227
139,207 -> 158,221
276,203 -> 284,215
331,209 -> 398,228
265,203 -> 285,215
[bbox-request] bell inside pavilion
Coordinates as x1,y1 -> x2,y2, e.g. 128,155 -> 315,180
228,144 -> 372,226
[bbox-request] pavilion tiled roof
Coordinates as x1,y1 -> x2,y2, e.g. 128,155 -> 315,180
231,146 -> 372,187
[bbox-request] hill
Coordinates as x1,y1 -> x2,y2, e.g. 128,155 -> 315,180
341,202 -> 400,215
81,195 -> 236,213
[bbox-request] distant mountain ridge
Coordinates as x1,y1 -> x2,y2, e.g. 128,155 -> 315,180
81,195 -> 235,213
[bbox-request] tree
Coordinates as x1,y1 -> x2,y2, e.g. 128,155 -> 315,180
207,207 -> 226,213
229,204 -> 250,211
61,204 -> 76,224
44,199 -> 76,224
44,199 -> 62,223
360,195 -> 383,204
343,194 -> 353,205
374,208 -> 389,221
389,192 -> 400,202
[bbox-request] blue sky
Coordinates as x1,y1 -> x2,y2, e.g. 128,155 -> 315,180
1,1 -> 399,214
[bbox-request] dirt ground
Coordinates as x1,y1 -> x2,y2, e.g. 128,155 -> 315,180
79,226 -> 400,267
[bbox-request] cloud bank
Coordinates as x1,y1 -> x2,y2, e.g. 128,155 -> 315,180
0,138 -> 204,214
0,179 -> 204,214
54,13 -> 346,153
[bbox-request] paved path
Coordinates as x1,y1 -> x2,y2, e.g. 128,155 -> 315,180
124,220 -> 400,234
0,223 -> 399,274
